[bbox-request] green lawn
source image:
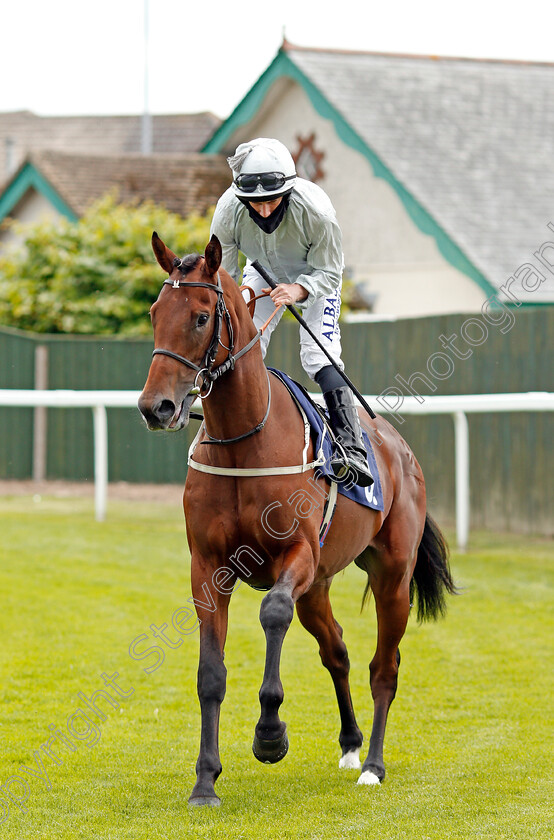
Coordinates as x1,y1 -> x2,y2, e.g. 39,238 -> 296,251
0,495 -> 552,839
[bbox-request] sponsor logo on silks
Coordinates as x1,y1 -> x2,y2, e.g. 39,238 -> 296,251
365,483 -> 377,505
322,294 -> 339,341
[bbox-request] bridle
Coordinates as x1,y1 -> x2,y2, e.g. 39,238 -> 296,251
151,262 -> 268,445
153,266 -> 264,398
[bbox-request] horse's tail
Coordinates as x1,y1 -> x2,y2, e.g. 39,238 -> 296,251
411,513 -> 457,622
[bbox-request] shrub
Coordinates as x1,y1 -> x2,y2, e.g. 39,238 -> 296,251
0,194 -> 213,335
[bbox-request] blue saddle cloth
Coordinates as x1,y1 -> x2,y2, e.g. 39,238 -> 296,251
269,369 -> 384,512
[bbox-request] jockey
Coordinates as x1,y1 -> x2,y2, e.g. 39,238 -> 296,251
210,137 -> 373,488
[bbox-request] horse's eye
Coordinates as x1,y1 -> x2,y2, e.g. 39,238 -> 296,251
197,313 -> 209,327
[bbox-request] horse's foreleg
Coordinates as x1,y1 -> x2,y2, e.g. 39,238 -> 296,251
188,566 -> 232,807
296,581 -> 364,768
253,543 -> 314,764
359,576 -> 411,786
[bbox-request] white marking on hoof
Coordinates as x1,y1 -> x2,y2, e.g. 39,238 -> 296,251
357,770 -> 381,786
339,749 -> 361,769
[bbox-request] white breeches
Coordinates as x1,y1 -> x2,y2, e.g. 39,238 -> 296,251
241,265 -> 344,380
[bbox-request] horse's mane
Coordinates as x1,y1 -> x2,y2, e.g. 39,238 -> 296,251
174,254 -> 202,275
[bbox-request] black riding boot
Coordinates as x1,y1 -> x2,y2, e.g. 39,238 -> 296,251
323,387 -> 374,487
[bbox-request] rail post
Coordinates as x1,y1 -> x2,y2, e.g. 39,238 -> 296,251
92,405 -> 108,522
453,411 -> 470,551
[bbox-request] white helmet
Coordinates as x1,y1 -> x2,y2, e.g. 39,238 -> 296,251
228,138 -> 297,200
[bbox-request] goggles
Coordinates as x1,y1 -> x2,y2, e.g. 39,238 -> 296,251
234,172 -> 295,193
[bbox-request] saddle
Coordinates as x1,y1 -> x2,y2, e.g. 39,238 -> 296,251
268,369 -> 384,514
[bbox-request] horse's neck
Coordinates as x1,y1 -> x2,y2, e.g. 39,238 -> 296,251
202,281 -> 269,443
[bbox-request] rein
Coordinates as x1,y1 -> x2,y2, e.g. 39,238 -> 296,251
201,370 -> 272,446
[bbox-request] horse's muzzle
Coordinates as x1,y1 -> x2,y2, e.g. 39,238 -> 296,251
138,391 -> 194,431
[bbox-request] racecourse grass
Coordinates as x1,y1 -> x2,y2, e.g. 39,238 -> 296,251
0,494 -> 552,840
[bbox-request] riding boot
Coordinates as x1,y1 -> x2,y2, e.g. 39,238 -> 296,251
323,387 -> 374,487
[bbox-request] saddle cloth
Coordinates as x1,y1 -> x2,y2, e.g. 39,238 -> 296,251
269,369 -> 384,512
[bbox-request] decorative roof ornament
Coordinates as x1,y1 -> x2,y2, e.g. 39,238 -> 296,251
292,133 -> 325,183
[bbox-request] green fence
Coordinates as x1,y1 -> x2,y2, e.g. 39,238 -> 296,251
0,307 -> 552,534
0,328 -> 35,479
0,328 -> 193,484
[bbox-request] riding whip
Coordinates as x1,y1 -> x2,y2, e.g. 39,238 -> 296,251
251,261 -> 376,419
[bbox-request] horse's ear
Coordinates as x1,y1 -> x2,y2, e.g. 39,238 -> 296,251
204,234 -> 222,277
152,231 -> 178,275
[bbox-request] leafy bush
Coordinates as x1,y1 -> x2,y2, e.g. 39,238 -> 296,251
0,194 -> 213,335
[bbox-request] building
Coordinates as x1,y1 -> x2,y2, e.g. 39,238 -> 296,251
0,110 -> 220,177
0,150 -> 231,247
2,46 -> 554,316
0,111 -> 226,246
203,42 -> 554,316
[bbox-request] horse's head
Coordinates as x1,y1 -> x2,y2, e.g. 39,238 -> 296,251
138,232 -> 226,431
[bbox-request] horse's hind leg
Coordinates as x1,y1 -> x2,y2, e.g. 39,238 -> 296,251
358,542 -> 414,786
296,581 -> 364,768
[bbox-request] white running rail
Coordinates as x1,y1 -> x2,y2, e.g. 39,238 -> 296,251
0,389 -> 552,548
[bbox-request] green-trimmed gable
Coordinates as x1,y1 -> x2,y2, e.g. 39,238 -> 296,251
0,161 -> 77,224
203,48 -> 497,300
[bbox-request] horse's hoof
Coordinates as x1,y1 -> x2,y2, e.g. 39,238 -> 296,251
339,748 -> 361,769
252,730 -> 289,764
188,794 -> 221,807
357,770 -> 381,786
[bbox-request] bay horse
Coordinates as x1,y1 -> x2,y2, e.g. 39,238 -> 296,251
138,233 -> 455,807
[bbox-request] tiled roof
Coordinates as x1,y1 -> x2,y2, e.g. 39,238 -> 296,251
8,150 -> 231,217
284,45 -> 554,303
0,110 -> 221,178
